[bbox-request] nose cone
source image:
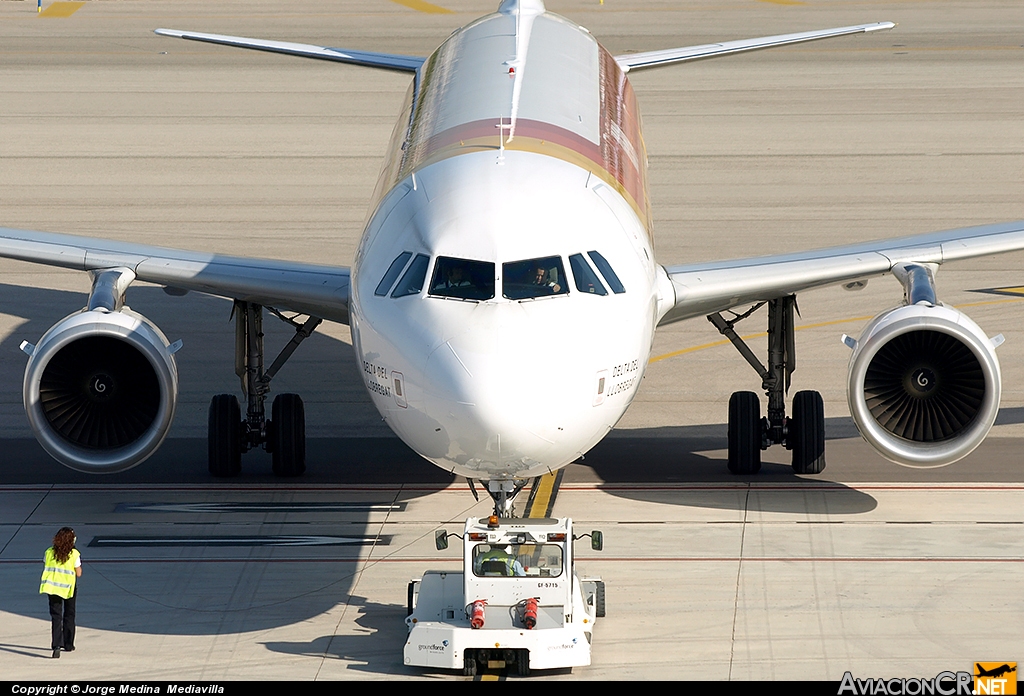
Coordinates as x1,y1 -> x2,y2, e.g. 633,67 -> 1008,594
423,302 -> 596,478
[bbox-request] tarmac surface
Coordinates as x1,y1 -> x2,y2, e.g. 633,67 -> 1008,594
1,0 -> 1023,682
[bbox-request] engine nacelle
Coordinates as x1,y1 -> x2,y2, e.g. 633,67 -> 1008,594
22,308 -> 179,473
847,303 -> 1001,468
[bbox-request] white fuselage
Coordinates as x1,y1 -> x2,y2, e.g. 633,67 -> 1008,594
349,3 -> 660,480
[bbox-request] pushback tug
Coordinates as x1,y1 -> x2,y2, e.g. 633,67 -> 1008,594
405,515 -> 604,675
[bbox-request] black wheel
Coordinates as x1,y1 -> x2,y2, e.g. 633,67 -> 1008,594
407,581 -> 416,616
727,391 -> 762,475
270,393 -> 305,477
463,651 -> 477,677
594,581 -> 606,618
516,649 -> 530,677
208,394 -> 241,477
790,390 -> 826,474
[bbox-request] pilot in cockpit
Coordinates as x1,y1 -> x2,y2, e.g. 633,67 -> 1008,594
531,265 -> 561,294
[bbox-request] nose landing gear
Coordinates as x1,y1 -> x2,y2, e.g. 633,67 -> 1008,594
482,479 -> 528,518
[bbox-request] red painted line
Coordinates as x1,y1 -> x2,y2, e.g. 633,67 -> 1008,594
0,484 -> 458,492
0,558 -> 462,564
2,557 -> 1021,564
578,557 -> 1024,562
5,483 -> 1022,493
555,484 -> 1024,491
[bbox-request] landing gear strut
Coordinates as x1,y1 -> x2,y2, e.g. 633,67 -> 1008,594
208,301 -> 321,477
709,295 -> 825,475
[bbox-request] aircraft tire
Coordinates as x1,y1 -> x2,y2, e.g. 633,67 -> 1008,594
208,394 -> 242,477
790,390 -> 826,474
728,391 -> 762,475
271,393 -> 306,477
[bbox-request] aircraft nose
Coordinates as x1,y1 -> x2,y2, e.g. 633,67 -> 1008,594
422,306 -> 590,477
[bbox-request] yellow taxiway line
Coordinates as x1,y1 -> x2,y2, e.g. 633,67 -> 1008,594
389,0 -> 454,14
649,296 -> 1024,365
39,2 -> 85,17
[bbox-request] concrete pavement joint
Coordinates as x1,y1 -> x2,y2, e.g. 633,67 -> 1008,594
727,485 -> 750,681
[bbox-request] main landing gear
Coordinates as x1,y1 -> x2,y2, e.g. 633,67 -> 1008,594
208,300 -> 322,478
708,295 -> 825,476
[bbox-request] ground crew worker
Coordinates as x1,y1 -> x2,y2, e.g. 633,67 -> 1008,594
40,527 -> 81,658
475,545 -> 526,576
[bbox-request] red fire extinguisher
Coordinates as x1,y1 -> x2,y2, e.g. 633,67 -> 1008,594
523,597 -> 539,630
470,599 -> 487,629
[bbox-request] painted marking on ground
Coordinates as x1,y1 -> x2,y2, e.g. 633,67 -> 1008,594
39,2 -> 85,17
389,0 -> 454,14
650,297 -> 1024,364
88,534 -> 392,547
4,555 -> 1021,564
974,285 -> 1024,297
524,470 -> 563,518
114,502 -> 407,514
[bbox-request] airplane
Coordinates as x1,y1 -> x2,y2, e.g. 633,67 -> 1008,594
975,664 -> 1016,679
3,0 -> 1023,516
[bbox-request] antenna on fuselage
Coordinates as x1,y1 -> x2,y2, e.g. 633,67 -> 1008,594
498,0 -> 543,146
496,116 -> 511,164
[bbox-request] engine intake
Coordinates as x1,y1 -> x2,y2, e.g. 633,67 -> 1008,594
847,304 -> 1001,468
23,308 -> 179,473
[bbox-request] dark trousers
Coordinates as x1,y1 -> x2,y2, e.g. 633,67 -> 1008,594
47,588 -> 76,650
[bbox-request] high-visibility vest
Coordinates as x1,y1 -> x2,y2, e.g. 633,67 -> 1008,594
39,547 -> 79,599
477,549 -> 516,576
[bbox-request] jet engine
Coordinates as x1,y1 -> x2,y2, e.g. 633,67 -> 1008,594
21,308 -> 180,473
846,303 -> 1002,468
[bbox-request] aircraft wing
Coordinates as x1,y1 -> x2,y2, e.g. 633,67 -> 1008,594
153,29 -> 424,73
0,227 -> 350,324
615,22 -> 895,72
658,221 -> 1024,326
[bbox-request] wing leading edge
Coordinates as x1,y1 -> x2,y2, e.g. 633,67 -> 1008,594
0,227 -> 350,324
658,221 -> 1024,326
615,22 -> 895,72
153,29 -> 424,73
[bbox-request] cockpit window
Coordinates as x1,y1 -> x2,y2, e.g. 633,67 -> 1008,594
428,257 -> 495,301
375,251 -> 412,297
587,250 -> 625,294
391,253 -> 430,298
502,256 -> 569,300
472,543 -> 563,578
568,254 -> 608,296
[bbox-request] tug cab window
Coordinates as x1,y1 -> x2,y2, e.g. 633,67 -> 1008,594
568,253 -> 608,295
428,257 -> 495,301
375,251 -> 412,296
472,543 -> 563,578
391,253 -> 430,298
502,256 -> 569,300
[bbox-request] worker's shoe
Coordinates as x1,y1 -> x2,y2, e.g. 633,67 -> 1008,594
52,648 -> 60,659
